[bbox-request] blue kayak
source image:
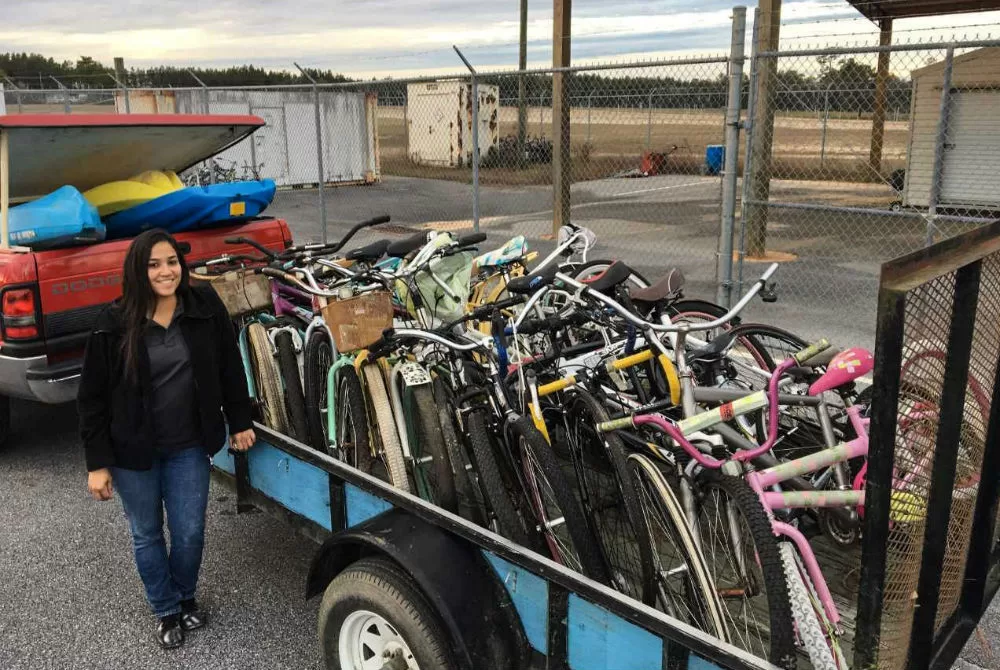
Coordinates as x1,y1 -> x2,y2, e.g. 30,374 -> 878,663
9,186 -> 106,250
104,180 -> 277,239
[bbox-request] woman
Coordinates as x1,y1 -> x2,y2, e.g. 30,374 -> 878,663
78,229 -> 256,649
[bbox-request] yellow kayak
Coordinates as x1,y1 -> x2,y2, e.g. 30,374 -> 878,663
83,170 -> 184,217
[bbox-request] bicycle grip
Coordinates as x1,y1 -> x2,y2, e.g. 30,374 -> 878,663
537,376 -> 577,397
596,416 -> 634,433
793,339 -> 831,365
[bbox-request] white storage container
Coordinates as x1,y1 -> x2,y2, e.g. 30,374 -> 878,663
406,81 -> 499,167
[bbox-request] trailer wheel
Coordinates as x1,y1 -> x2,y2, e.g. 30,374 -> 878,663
318,556 -> 457,670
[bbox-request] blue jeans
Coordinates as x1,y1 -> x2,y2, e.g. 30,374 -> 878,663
112,446 -> 210,618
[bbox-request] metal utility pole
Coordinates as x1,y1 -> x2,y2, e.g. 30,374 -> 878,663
113,57 -> 130,114
552,0 -> 572,236
294,62 -> 329,244
744,0 -> 782,257
715,6 -> 747,309
517,0 -> 529,164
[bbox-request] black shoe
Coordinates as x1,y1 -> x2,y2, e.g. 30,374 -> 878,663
157,614 -> 185,649
179,599 -> 207,631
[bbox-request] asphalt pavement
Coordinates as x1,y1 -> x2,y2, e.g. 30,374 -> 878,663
0,399 -> 324,670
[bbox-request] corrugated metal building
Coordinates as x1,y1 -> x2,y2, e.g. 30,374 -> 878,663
406,82 -> 499,167
903,47 -> 1000,210
114,89 -> 379,187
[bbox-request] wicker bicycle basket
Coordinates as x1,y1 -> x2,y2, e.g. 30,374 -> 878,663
320,291 -> 394,352
206,270 -> 273,317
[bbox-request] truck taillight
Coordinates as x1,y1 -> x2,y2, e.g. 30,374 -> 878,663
2,288 -> 39,340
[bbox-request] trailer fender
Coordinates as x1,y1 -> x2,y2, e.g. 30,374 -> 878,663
306,508 -> 528,670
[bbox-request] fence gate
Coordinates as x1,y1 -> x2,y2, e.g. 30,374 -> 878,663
857,219 -> 1000,670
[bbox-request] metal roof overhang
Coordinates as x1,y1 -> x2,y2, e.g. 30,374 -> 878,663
847,0 -> 1000,23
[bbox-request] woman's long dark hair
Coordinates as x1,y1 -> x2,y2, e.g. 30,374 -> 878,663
120,229 -> 190,380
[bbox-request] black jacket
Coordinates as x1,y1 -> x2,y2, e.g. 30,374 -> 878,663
78,283 -> 252,472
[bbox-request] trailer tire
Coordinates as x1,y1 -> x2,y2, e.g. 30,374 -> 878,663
318,556 -> 457,670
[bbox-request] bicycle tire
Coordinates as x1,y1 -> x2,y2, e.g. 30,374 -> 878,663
627,454 -> 727,637
336,366 -> 374,471
778,543 -> 843,670
275,330 -> 310,444
465,409 -> 535,547
304,331 -> 333,452
406,385 -> 458,512
360,363 -> 411,493
695,472 -> 797,669
432,377 -> 486,525
563,389 -> 656,605
509,416 -> 610,583
247,322 -> 289,434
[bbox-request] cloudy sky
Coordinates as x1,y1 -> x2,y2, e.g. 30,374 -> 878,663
4,0 -> 999,77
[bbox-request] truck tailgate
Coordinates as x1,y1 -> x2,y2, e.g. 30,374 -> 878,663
34,218 -> 291,353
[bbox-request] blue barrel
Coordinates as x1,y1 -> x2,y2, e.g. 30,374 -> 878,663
704,145 -> 725,175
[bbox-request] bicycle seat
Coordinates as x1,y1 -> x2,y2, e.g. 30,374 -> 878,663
506,264 -> 558,295
475,235 -> 528,269
581,260 -> 633,294
808,348 -> 874,396
688,329 -> 740,363
345,239 -> 390,263
386,231 -> 430,258
630,268 -> 685,305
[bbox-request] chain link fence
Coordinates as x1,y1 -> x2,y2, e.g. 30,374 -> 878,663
4,34 -> 1000,350
738,41 -> 1000,346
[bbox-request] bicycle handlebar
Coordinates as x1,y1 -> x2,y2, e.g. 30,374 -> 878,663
554,262 -> 778,334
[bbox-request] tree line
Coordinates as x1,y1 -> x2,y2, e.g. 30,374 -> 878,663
1,52 -> 914,114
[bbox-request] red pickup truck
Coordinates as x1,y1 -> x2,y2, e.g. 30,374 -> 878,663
0,114 -> 292,447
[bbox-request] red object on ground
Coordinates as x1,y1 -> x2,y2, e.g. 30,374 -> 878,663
641,152 -> 667,176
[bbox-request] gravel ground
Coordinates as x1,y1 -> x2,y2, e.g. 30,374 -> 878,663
0,399 -> 323,670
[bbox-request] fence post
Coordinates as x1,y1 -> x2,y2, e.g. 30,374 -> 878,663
716,6 -> 747,309
114,57 -> 130,114
820,83 -> 831,167
926,46 -> 954,247
587,92 -> 593,144
294,63 -> 328,244
736,7 -> 761,296
453,46 -> 480,232
50,76 -> 70,114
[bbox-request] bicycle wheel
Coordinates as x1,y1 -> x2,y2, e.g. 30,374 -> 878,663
627,454 -> 727,637
360,363 -> 411,492
275,329 -> 310,443
404,384 -> 458,512
464,408 -> 536,548
304,331 -> 333,452
779,543 -> 844,670
695,472 -> 797,669
561,389 -> 655,604
432,377 -> 486,525
336,366 -> 374,471
509,416 -> 610,583
247,322 -> 289,434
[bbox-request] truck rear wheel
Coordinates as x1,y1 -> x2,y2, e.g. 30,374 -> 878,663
318,556 -> 457,670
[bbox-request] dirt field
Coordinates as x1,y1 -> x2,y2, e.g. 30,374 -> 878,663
378,105 -> 909,185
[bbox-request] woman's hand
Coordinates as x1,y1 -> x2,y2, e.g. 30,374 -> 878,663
230,428 -> 256,452
88,469 -> 114,501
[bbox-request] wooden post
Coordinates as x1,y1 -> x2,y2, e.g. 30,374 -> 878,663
517,0 -> 528,162
869,19 -> 893,174
552,0 -> 572,236
744,0 -> 781,257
